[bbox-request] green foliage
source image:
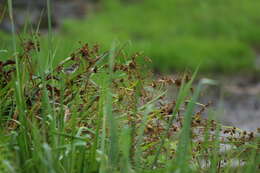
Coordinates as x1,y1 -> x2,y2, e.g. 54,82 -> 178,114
56,0 -> 260,73
1,0 -> 259,73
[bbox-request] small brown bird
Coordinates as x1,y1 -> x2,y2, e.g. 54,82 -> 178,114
62,63 -> 79,74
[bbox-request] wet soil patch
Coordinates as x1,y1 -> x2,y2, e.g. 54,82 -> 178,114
165,74 -> 260,131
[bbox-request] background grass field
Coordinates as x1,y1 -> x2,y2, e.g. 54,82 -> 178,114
2,0 -> 260,73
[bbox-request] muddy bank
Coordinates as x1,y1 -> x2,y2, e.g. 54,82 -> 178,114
165,75 -> 260,132
0,0 -> 97,32
199,75 -> 260,131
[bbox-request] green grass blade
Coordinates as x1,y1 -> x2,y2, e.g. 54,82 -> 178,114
168,78 -> 217,172
152,69 -> 198,167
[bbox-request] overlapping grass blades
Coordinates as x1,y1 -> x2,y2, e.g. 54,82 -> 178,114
0,1 -> 259,173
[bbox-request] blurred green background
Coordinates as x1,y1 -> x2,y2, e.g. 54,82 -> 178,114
1,0 -> 260,74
